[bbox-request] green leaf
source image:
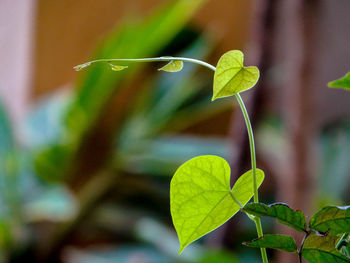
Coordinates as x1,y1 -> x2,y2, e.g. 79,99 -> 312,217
309,206 -> 350,235
170,155 -> 264,253
302,234 -> 350,263
328,72 -> 350,91
243,234 -> 297,253
110,64 -> 128,71
73,62 -> 92,71
242,202 -> 307,232
212,50 -> 259,101
337,233 -> 350,257
158,60 -> 183,72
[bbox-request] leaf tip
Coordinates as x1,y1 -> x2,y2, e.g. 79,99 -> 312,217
178,245 -> 185,255
73,62 -> 91,71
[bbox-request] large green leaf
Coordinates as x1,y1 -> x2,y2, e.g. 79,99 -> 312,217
242,203 -> 307,233
302,234 -> 350,263
309,206 -> 350,235
243,234 -> 297,253
170,155 -> 264,253
328,72 -> 350,91
212,50 -> 259,101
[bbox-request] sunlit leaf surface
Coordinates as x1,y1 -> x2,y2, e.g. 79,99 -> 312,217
309,206 -> 350,235
302,234 -> 350,263
170,155 -> 264,253
212,50 -> 259,100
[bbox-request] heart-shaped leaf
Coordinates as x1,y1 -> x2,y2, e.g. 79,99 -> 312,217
158,60 -> 183,72
212,50 -> 259,101
242,202 -> 307,233
170,155 -> 264,253
328,72 -> 350,91
243,234 -> 298,253
302,234 -> 350,263
309,206 -> 350,235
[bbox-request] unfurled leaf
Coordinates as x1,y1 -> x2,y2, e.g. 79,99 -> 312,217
212,50 -> 259,101
302,234 -> 350,263
158,60 -> 183,72
243,234 -> 297,253
242,203 -> 307,232
309,206 -> 350,235
328,72 -> 350,91
110,64 -> 128,71
170,155 -> 264,253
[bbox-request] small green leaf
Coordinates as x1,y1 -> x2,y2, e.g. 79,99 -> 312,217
73,62 -> 92,71
109,64 -> 128,71
170,155 -> 264,254
212,50 -> 259,101
242,203 -> 307,232
328,72 -> 350,91
243,234 -> 297,253
158,60 -> 183,72
302,234 -> 350,263
309,206 -> 350,235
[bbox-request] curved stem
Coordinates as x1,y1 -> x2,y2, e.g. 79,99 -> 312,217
75,57 -> 217,72
76,57 -> 268,263
235,94 -> 258,202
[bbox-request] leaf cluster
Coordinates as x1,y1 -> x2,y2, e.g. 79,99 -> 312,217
242,203 -> 350,262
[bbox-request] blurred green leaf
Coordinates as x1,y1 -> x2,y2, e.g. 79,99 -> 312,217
0,102 -> 19,250
198,250 -> 238,263
119,135 -> 230,176
68,0 -> 206,137
242,203 -> 307,233
118,36 -> 213,143
23,185 -> 77,222
212,50 -> 259,100
318,120 -> 350,204
328,72 -> 350,90
170,155 -> 264,253
302,234 -> 350,263
243,234 -> 297,253
135,217 -> 202,261
64,245 -> 172,263
0,103 -> 14,154
35,0 -> 206,181
310,206 -> 350,235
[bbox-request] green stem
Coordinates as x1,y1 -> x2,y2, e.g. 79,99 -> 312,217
235,94 -> 258,202
75,57 -> 268,263
235,93 -> 267,263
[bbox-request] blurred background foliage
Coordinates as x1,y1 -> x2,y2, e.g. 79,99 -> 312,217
0,0 -> 350,262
